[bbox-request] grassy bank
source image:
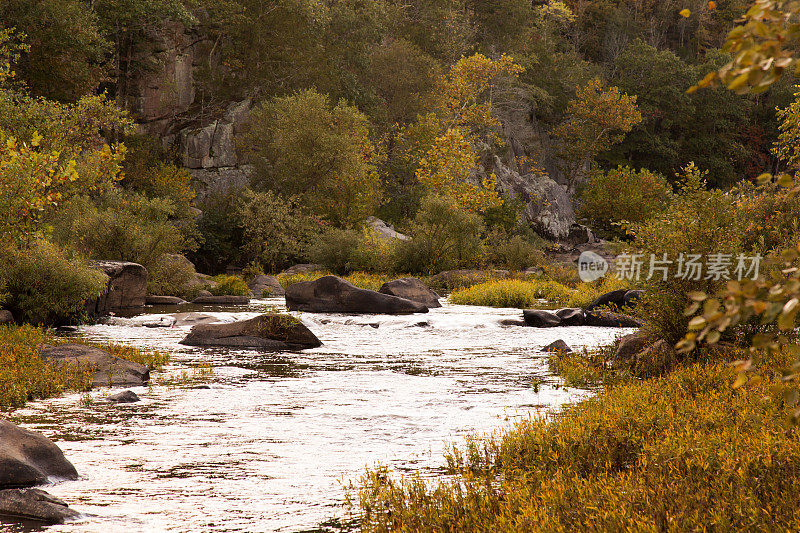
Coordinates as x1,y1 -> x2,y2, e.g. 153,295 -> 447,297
356,346 -> 800,531
0,324 -> 169,410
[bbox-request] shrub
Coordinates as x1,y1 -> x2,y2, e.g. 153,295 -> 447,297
120,134 -> 195,209
192,191 -> 245,274
210,275 -> 250,296
147,254 -> 198,298
449,279 -> 575,308
395,196 -> 485,274
309,227 -> 400,274
357,355 -> 800,531
0,240 -> 107,325
484,232 -> 544,271
240,189 -> 319,273
578,166 -> 671,237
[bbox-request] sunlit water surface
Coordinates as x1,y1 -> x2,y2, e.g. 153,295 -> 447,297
6,299 -> 631,532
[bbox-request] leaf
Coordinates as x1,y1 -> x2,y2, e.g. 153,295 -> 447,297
732,372 -> 747,389
687,291 -> 707,302
679,9 -> 692,18
688,316 -> 707,330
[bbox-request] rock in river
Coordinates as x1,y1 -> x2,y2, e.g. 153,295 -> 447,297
379,278 -> 441,308
38,344 -> 150,387
107,390 -> 141,403
286,276 -> 428,314
145,295 -> 187,306
248,275 -> 285,297
86,261 -> 148,316
0,420 -> 78,488
180,313 -> 322,350
542,339 -> 572,353
523,309 -> 562,327
0,488 -> 80,524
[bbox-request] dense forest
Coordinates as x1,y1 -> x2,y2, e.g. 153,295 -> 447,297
8,0 -> 800,530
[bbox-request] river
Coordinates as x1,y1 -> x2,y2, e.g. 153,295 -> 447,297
5,299 -> 630,532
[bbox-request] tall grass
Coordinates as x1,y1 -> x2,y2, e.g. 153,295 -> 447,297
357,351 -> 800,531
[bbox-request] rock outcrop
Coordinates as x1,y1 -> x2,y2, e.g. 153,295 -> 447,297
379,278 -> 441,308
180,313 -> 322,349
248,275 -> 285,298
366,216 -> 410,241
86,261 -> 148,316
286,276 -> 428,314
38,344 -> 150,387
0,488 -> 80,524
0,420 -> 78,488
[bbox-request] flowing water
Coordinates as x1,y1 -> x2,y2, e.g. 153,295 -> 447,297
5,299 -> 631,533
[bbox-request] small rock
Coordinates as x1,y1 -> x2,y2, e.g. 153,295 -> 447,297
522,310 -> 562,328
499,318 -> 525,326
554,308 -> 585,326
191,295 -> 250,305
379,278 -> 441,308
542,339 -> 572,353
38,344 -> 149,387
195,289 -> 213,298
107,390 -> 140,403
0,310 -> 13,326
366,216 -> 410,241
0,488 -> 80,524
145,295 -> 188,305
248,275 -> 285,297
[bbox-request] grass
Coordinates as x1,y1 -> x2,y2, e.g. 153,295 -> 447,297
0,324 -> 170,410
448,275 -> 631,309
355,347 -> 800,531
210,274 -> 251,296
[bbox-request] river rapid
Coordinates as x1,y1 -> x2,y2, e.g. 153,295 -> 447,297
5,299 -> 631,533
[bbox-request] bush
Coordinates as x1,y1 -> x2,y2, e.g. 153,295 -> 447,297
484,232 -> 544,271
578,166 -> 671,237
449,279 -> 576,308
192,191 -> 245,274
309,227 -> 400,274
146,254 -> 198,298
395,196 -> 485,274
209,275 -> 250,296
0,240 -> 107,325
357,355 -> 800,531
120,134 -> 195,209
240,189 -> 319,273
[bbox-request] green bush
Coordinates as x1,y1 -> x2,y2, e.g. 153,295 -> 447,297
210,275 -> 250,296
192,191 -> 245,274
146,254 -> 198,298
0,240 -> 107,325
579,166 -> 671,237
484,231 -> 544,271
308,227 -> 362,274
395,196 -> 485,274
240,189 -> 319,273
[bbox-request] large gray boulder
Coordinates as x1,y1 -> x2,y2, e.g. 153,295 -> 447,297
286,276 -> 428,314
492,156 -> 576,240
248,275 -> 285,297
0,420 -> 78,488
0,488 -> 80,524
38,344 -> 150,387
554,308 -> 585,326
379,278 -> 441,308
86,261 -> 148,315
523,309 -> 562,327
366,216 -> 410,241
180,313 -> 322,349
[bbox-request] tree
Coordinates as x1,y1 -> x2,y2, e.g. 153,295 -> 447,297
240,89 -> 381,227
774,86 -> 800,172
553,78 -> 641,191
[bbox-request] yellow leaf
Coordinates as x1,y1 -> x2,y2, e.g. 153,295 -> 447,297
679,8 -> 692,18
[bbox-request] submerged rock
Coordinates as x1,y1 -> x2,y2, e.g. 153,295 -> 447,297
107,390 -> 141,403
172,313 -> 221,327
145,295 -> 188,306
286,276 -> 428,315
191,295 -> 250,305
379,278 -> 441,308
584,310 -> 642,328
248,275 -> 285,297
0,420 -> 78,488
38,344 -> 150,387
0,488 -> 80,524
180,313 -> 322,350
542,339 -> 572,353
523,309 -> 562,328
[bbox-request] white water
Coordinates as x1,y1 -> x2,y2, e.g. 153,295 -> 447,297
6,299 -> 631,532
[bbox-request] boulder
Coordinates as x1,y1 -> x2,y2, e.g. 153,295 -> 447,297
523,309 -> 562,327
554,308 -> 585,326
542,339 -> 572,353
623,289 -> 644,307
282,264 -> 326,276
180,313 -> 322,350
248,275 -> 285,298
145,295 -> 188,305
366,216 -> 410,241
614,332 -> 657,363
379,278 -> 441,308
0,311 -> 13,326
0,420 -> 78,488
86,261 -> 148,315
566,224 -> 595,245
634,339 -> 679,378
286,276 -> 428,314
0,488 -> 80,524
172,313 -> 221,327
189,166 -> 254,204
191,295 -> 250,305
584,289 -> 630,312
38,344 -> 149,387
492,156 -> 576,240
107,390 -> 141,403
584,310 -> 642,328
